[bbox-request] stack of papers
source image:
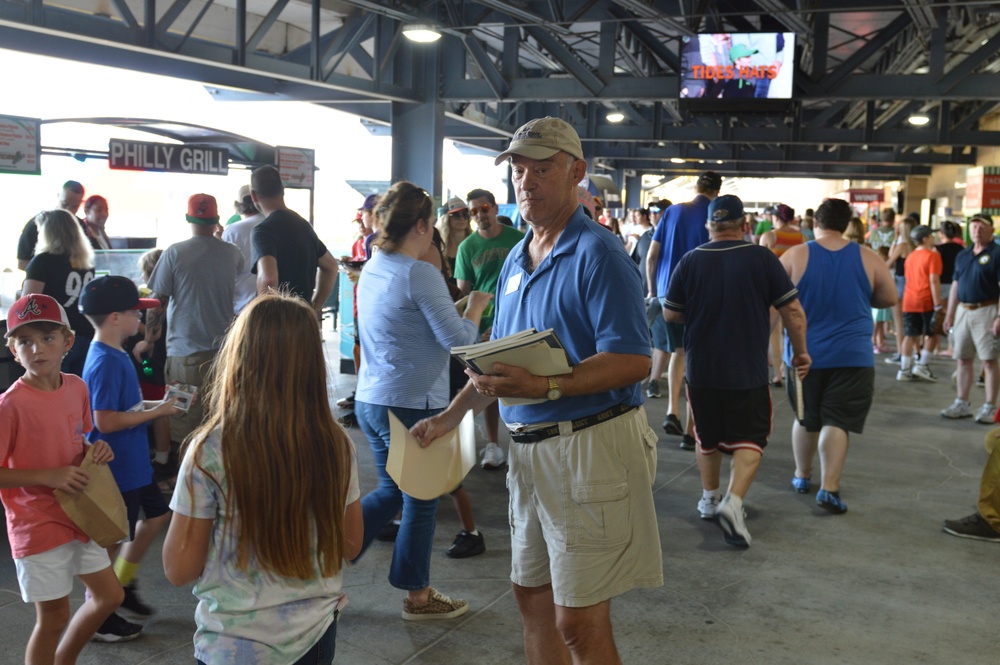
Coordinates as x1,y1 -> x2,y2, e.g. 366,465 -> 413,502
451,328 -> 571,406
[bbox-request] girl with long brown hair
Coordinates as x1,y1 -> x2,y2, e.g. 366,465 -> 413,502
163,292 -> 362,664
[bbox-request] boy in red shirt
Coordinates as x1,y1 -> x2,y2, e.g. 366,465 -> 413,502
899,225 -> 943,381
0,294 -> 121,663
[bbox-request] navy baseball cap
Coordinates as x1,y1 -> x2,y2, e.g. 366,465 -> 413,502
707,195 -> 745,223
80,275 -> 159,315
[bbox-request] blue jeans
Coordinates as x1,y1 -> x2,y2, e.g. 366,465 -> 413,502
196,613 -> 338,664
354,401 -> 442,591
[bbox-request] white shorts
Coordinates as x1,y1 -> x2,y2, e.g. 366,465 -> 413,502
15,539 -> 111,603
507,407 -> 663,608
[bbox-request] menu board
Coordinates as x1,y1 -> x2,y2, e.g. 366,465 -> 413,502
277,146 -> 315,189
0,115 -> 41,175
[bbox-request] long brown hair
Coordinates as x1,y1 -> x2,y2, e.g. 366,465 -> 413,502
183,292 -> 352,579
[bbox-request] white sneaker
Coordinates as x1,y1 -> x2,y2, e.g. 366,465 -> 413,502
941,399 -> 973,419
911,363 -> 937,382
975,403 -> 996,424
697,494 -> 720,520
896,369 -> 916,382
716,494 -> 751,548
480,442 -> 506,469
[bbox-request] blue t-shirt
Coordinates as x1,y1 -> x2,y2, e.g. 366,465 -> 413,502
663,240 -> 798,390
954,243 -> 1000,303
83,341 -> 152,493
493,208 -> 650,424
651,195 -> 711,297
783,242 -> 873,369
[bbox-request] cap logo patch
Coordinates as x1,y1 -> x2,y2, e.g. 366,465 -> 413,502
712,209 -> 731,221
514,131 -> 543,140
18,298 -> 42,320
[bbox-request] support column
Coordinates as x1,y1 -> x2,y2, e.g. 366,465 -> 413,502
391,44 -> 444,201
624,171 -> 642,210
903,176 -> 930,222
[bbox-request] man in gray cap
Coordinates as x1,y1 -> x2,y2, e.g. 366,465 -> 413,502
412,117 -> 661,662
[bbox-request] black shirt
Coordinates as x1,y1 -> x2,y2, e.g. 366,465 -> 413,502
250,209 -> 328,301
936,241 -> 964,284
23,252 -> 95,338
954,242 -> 1000,303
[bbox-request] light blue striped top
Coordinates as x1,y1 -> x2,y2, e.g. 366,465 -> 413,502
356,250 -> 479,409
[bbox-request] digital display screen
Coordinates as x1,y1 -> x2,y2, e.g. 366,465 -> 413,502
679,33 -> 795,100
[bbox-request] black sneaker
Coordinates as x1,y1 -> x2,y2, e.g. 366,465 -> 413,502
336,412 -> 357,428
943,513 -> 1000,542
446,530 -> 486,559
151,460 -> 177,483
679,434 -> 696,451
120,582 -> 154,618
663,413 -> 683,436
92,612 -> 143,643
376,520 -> 400,542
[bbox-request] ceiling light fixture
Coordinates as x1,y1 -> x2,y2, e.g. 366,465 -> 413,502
908,114 -> 931,126
670,157 -> 685,164
606,111 -> 625,123
402,24 -> 442,43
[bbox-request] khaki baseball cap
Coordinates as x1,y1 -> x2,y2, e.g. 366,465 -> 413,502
494,117 -> 584,166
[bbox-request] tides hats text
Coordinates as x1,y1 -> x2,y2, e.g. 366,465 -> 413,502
80,276 -> 160,316
5,294 -> 71,338
186,193 -> 220,225
495,117 -> 584,165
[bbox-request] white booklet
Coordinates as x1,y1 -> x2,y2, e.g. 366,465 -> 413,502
386,410 -> 477,501
451,328 -> 571,406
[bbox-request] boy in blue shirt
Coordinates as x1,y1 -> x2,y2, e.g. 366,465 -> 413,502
81,276 -> 179,641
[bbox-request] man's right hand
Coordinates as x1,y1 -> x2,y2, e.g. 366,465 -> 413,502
411,411 -> 464,448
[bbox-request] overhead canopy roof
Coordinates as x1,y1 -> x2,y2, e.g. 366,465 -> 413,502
3,1 -> 1000,180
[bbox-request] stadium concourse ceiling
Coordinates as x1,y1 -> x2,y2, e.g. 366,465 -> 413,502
3,1 -> 1000,181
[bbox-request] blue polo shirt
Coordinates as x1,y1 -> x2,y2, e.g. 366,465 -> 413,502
492,207 -> 649,424
651,195 -> 711,297
954,243 -> 1000,303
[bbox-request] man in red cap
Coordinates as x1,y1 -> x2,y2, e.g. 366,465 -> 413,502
134,194 -> 244,446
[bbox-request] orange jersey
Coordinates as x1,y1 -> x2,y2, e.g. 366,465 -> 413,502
902,248 -> 942,312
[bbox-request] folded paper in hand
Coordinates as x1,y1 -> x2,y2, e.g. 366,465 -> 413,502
451,328 -> 571,406
54,446 -> 128,547
386,410 -> 476,501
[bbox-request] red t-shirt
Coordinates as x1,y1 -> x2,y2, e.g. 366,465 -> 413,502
903,248 -> 943,313
0,375 -> 93,558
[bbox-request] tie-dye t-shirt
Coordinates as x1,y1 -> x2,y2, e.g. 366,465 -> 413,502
169,428 -> 360,664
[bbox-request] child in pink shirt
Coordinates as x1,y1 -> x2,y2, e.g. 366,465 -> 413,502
0,294 -> 122,664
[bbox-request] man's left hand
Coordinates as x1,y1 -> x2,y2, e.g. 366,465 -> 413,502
791,352 -> 812,379
465,363 -> 547,400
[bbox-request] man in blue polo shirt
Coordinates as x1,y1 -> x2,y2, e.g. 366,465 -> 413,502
941,213 -> 1000,423
412,117 -> 661,663
646,171 -> 720,449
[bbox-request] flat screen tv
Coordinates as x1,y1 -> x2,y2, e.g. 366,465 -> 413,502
679,32 -> 795,114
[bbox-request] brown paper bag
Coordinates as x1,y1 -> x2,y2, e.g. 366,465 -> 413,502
54,446 -> 128,547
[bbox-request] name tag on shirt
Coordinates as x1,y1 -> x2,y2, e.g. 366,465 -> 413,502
505,272 -> 523,295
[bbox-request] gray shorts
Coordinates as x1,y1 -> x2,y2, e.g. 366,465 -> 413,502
507,408 -> 663,607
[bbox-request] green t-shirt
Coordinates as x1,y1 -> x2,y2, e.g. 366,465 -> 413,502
753,220 -> 773,236
454,224 -> 524,331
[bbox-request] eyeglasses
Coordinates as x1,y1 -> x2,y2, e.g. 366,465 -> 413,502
449,210 -> 470,219
469,204 -> 492,216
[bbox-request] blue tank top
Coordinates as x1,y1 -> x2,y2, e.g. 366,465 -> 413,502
784,241 -> 874,369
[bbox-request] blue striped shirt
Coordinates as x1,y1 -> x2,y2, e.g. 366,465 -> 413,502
356,251 -> 479,409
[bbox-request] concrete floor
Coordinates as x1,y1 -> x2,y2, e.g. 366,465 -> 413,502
0,342 -> 997,664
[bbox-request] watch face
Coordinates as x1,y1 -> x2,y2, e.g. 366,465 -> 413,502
547,388 -> 561,400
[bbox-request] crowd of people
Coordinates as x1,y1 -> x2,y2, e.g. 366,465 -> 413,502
2,119 -> 999,665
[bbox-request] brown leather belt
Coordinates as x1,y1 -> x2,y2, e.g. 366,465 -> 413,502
508,403 -> 637,443
961,300 -> 999,310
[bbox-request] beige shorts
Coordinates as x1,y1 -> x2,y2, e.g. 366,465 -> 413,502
952,305 -> 999,361
507,407 -> 663,608
165,351 -> 216,444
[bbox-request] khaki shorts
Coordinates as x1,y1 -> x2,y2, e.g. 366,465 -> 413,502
165,351 -> 216,444
507,407 -> 663,608
952,305 -> 999,361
